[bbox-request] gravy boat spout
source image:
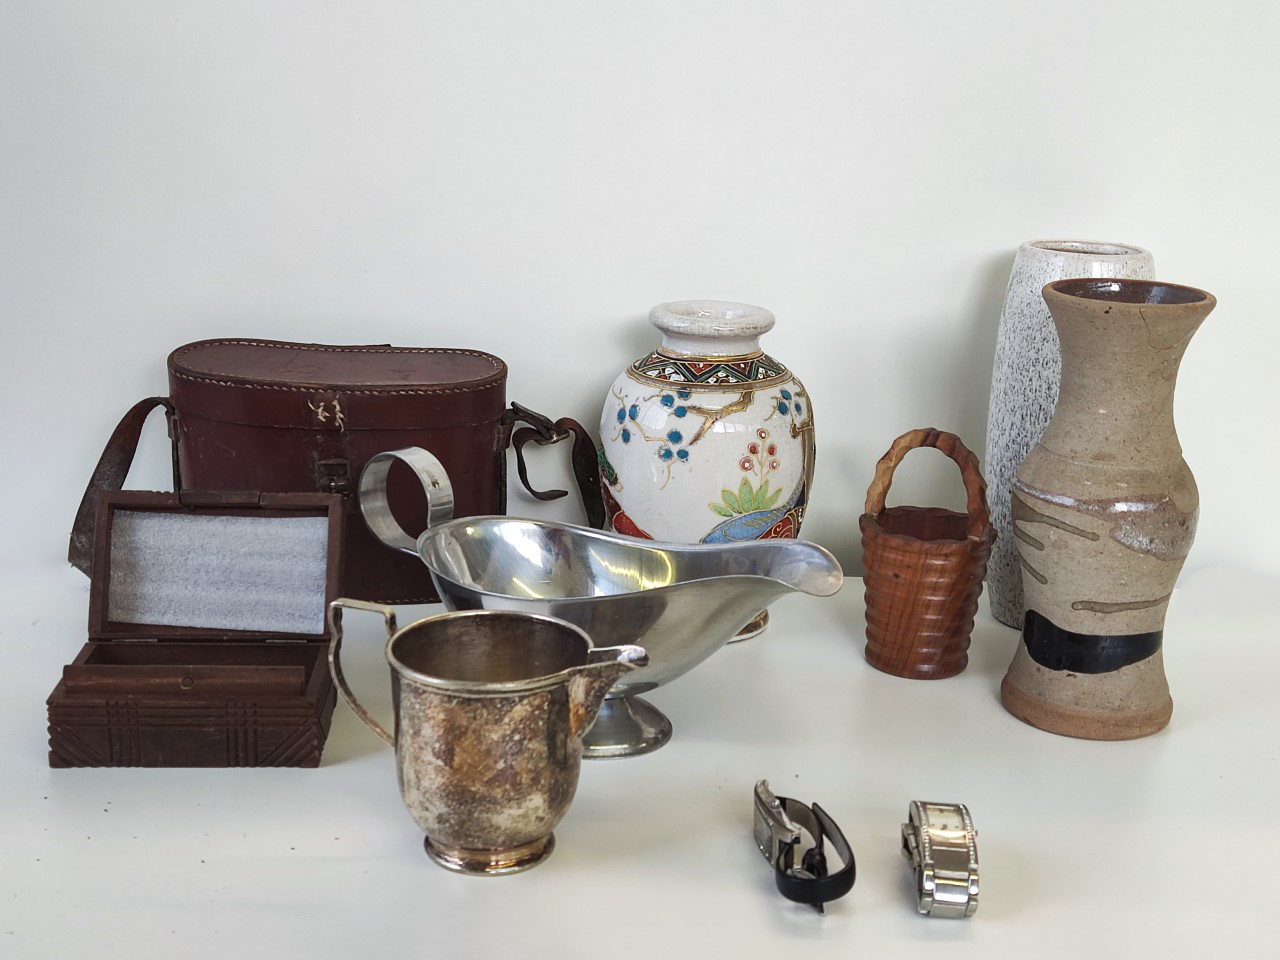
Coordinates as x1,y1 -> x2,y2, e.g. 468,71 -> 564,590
701,537 -> 845,600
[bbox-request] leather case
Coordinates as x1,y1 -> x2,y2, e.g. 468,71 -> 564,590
67,340 -> 599,603
47,490 -> 342,768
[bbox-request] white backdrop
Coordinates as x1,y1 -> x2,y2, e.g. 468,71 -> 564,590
2,1 -> 1276,579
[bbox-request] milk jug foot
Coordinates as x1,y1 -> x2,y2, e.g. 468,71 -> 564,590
424,834 -> 555,875
582,695 -> 672,759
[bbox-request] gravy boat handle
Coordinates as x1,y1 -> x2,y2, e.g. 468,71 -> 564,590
358,447 -> 455,555
328,599 -> 399,747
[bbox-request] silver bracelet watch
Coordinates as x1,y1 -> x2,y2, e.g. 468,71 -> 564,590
901,801 -> 979,918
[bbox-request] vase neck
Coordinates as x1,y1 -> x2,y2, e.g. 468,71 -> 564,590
649,300 -> 774,358
658,332 -> 763,357
1039,283 -> 1212,467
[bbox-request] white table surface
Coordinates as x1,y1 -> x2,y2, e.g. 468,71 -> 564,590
2,559 -> 1275,959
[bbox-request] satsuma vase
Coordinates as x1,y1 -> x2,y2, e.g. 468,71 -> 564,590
598,302 -> 816,594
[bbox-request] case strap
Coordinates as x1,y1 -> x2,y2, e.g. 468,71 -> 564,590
506,403 -> 604,529
68,397 -> 180,575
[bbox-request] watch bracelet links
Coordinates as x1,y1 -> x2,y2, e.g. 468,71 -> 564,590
919,843 -> 979,919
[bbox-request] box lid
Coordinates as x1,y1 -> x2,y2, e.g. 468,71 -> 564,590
88,491 -> 343,643
167,340 -> 508,430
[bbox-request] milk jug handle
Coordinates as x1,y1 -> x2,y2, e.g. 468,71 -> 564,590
327,599 -> 398,747
358,448 -> 456,555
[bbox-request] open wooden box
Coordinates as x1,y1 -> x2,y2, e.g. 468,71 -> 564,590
47,491 -> 343,767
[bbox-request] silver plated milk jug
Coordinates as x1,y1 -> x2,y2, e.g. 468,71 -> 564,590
328,600 -> 647,874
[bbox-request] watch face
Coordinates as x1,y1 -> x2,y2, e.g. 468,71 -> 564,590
931,810 -> 963,832
922,803 -> 971,844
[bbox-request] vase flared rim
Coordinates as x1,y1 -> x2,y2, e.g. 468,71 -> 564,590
649,300 -> 775,339
1045,278 -> 1213,308
1025,239 -> 1151,259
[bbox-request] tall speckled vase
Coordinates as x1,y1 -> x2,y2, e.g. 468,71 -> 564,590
1000,278 -> 1214,740
985,241 -> 1154,627
598,301 -> 815,638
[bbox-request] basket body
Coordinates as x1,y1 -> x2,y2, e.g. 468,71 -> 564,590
861,506 -> 994,679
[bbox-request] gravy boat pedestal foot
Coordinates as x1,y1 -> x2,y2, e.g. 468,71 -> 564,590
583,694 -> 671,758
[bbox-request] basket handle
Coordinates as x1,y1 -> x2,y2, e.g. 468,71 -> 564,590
863,428 -> 990,540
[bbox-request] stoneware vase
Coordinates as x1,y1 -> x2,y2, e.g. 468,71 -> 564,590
598,301 -> 815,636
985,240 -> 1155,628
1000,278 -> 1215,740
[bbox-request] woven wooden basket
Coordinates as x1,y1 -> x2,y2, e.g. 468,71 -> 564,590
859,428 -> 995,679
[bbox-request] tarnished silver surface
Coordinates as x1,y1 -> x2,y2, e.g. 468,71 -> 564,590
901,801 -> 979,918
328,599 -> 646,875
359,446 -> 844,757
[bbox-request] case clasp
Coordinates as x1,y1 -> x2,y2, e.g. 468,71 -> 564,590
316,459 -> 352,497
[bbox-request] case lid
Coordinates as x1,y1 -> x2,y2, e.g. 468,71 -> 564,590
88,491 -> 343,643
167,339 -> 508,430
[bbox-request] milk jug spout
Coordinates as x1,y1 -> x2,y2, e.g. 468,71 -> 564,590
568,645 -> 649,738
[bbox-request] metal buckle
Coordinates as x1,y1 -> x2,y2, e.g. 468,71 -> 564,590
508,402 -> 569,446
901,801 -> 979,919
754,780 -> 802,865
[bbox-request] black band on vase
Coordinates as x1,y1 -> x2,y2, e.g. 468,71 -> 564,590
1022,609 -> 1162,674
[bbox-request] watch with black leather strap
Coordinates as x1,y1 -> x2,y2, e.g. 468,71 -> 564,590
753,780 -> 856,915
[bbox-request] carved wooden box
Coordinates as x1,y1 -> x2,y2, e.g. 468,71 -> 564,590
47,491 -> 342,767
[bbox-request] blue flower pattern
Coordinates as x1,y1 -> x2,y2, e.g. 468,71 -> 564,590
609,386 -> 698,486
766,385 -> 807,426
612,381 -> 808,493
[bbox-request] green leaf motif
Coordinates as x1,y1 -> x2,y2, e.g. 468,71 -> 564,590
710,475 -> 788,519
750,480 -> 770,511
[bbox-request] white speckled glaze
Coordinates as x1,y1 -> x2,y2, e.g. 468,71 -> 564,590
598,301 -> 815,545
984,240 -> 1155,627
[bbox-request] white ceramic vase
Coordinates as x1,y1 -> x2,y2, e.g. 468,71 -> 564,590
984,240 -> 1155,627
598,301 -> 815,563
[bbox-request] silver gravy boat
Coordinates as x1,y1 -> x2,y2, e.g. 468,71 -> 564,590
359,447 -> 844,758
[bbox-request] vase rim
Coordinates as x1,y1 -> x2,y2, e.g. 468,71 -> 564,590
1026,239 -> 1151,259
1045,278 -> 1214,308
649,300 -> 775,339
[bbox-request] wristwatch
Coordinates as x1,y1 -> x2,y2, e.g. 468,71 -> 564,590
753,780 -> 856,915
901,801 -> 979,918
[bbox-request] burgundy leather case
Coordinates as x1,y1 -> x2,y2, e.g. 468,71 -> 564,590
68,340 -> 597,603
48,491 -> 342,768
